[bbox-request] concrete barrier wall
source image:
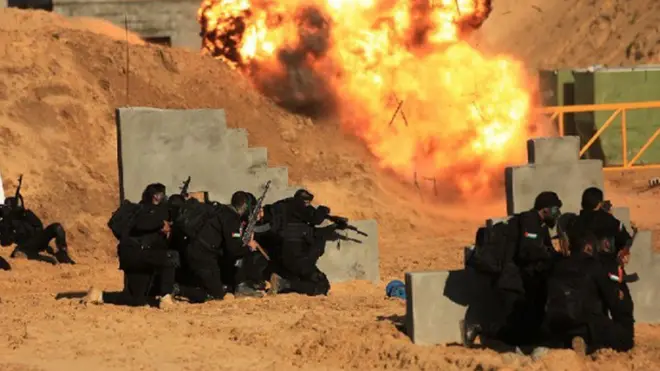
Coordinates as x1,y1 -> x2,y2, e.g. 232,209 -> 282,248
116,107 -> 379,283
507,136 -> 604,214
406,136 -> 658,345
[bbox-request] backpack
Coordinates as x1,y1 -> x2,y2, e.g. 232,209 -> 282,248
107,200 -> 142,240
467,216 -> 517,275
545,264 -> 589,326
174,199 -> 219,239
267,200 -> 289,235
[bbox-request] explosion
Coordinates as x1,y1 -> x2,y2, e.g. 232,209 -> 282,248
198,0 -> 533,197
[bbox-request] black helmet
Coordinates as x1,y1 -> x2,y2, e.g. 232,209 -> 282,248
141,183 -> 167,203
294,189 -> 314,202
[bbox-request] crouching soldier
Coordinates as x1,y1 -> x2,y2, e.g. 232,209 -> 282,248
545,218 -> 634,355
181,191 -> 265,300
266,189 -> 331,296
87,183 -> 182,308
1,196 -> 75,265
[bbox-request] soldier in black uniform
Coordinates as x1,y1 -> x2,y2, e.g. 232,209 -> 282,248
1,196 -> 75,265
267,189 -> 331,296
546,220 -> 634,354
577,187 -> 633,281
185,191 -> 264,300
114,183 -> 182,308
464,191 -> 563,347
235,192 -> 270,291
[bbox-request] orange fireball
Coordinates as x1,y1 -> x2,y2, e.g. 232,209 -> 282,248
198,0 -> 533,198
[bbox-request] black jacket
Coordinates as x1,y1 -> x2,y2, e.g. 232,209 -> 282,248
0,208 -> 43,245
552,251 -> 633,325
128,202 -> 170,250
576,209 -> 633,275
497,210 -> 555,293
186,204 -> 247,259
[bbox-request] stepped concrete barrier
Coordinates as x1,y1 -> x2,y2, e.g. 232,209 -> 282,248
115,107 -> 380,283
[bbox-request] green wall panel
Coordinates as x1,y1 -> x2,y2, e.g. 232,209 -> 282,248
572,69 -> 660,166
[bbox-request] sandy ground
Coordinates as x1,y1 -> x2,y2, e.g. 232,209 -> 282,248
1,5 -> 660,370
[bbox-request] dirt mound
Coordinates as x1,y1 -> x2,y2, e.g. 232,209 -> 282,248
475,0 -> 660,67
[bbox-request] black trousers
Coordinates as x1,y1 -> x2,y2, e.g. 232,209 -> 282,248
589,283 -> 634,352
484,272 -> 546,347
481,288 -> 524,344
279,240 -> 330,296
20,223 -> 67,253
120,248 -> 180,306
231,251 -> 269,287
186,247 -> 226,300
517,273 -> 548,344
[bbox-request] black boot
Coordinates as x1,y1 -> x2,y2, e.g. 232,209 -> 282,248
234,282 -> 264,298
269,273 -> 292,295
54,246 -> 76,264
460,320 -> 482,348
173,283 -> 208,304
251,280 -> 267,291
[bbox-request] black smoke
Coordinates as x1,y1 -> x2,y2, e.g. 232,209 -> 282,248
250,6 -> 338,117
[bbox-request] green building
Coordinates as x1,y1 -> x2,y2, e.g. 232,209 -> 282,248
539,66 -> 660,166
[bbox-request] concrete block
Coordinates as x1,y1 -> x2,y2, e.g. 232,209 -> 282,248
628,231 -> 652,274
626,231 -> 660,323
527,136 -> 580,165
246,148 -> 268,169
318,219 -> 379,283
267,187 -> 298,204
225,128 -> 249,151
611,207 -> 631,230
117,107 -> 229,202
404,268 -> 504,345
505,159 -> 604,214
405,270 -> 463,345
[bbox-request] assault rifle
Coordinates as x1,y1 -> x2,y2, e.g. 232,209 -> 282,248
242,180 -> 271,260
326,215 -> 368,237
179,176 -> 191,197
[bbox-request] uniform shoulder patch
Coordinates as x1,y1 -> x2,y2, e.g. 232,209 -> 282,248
524,231 -> 538,239
231,232 -> 241,238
